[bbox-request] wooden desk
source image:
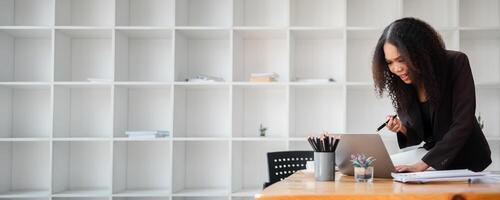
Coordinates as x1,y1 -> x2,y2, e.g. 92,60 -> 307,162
255,171 -> 500,200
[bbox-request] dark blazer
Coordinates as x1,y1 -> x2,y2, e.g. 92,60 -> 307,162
396,50 -> 492,172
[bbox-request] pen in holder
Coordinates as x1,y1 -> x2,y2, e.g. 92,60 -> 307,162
308,133 -> 340,181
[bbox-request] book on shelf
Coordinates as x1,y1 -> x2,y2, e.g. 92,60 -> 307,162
249,72 -> 279,82
125,130 -> 169,139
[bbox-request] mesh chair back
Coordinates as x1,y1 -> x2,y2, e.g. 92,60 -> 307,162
267,151 -> 314,185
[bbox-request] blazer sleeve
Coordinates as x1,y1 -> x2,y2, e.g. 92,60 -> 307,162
421,52 -> 477,170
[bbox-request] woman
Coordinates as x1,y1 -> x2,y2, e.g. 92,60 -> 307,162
372,18 -> 491,172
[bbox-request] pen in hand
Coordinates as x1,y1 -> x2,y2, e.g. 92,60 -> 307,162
376,114 -> 398,132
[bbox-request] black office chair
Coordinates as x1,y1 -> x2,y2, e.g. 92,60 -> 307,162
264,151 -> 314,188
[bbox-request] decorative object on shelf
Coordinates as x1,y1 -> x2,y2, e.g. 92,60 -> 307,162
259,124 -> 267,137
186,74 -> 224,82
250,72 -> 279,82
476,112 -> 484,130
125,130 -> 169,139
308,133 -> 340,181
350,153 -> 376,183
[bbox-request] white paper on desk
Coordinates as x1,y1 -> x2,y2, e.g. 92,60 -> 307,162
392,169 -> 488,183
469,174 -> 500,184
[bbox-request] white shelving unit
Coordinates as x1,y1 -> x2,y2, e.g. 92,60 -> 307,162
0,0 -> 499,199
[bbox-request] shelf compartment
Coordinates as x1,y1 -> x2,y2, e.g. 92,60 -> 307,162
290,29 -> 345,82
347,0 -> 400,27
0,29 -> 52,82
233,0 -> 288,27
54,85 -> 112,138
233,30 -> 288,82
175,0 -> 232,27
172,141 -> 230,195
0,141 -> 50,196
346,86 -> 394,134
231,141 -> 286,195
116,0 -> 174,27
52,141 -> 111,195
346,30 -> 379,82
113,141 -> 171,195
173,85 -> 230,138
174,30 -> 231,82
0,85 -> 51,138
55,29 -> 113,82
114,85 -> 172,138
289,85 -> 345,137
476,88 -> 500,138
0,0 -> 53,26
402,0 -> 458,28
115,30 -> 174,82
290,0 -> 345,27
460,30 -> 500,84
232,85 -> 287,138
55,0 -> 114,26
460,0 -> 500,28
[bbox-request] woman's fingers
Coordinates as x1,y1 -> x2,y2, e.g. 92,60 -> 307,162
386,116 -> 402,133
387,116 -> 398,132
395,165 -> 410,172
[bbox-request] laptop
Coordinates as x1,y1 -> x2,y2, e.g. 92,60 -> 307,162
335,133 -> 396,178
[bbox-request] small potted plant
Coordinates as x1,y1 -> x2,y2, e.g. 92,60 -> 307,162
259,124 -> 267,137
350,153 -> 376,183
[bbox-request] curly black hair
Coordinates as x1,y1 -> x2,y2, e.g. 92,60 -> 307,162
372,17 -> 447,114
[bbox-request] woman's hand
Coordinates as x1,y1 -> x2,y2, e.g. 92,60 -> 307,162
395,161 -> 429,172
386,115 -> 407,134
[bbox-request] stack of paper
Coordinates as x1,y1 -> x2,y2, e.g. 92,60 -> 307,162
296,77 -> 335,83
125,130 -> 169,139
250,72 -> 279,82
392,169 -> 489,183
186,74 -> 224,82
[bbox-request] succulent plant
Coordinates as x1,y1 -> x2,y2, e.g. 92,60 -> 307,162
350,153 -> 376,168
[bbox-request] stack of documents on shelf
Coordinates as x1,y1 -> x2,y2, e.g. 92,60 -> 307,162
125,130 -> 169,139
392,169 -> 489,183
250,72 -> 279,82
296,77 -> 335,83
186,74 -> 224,82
